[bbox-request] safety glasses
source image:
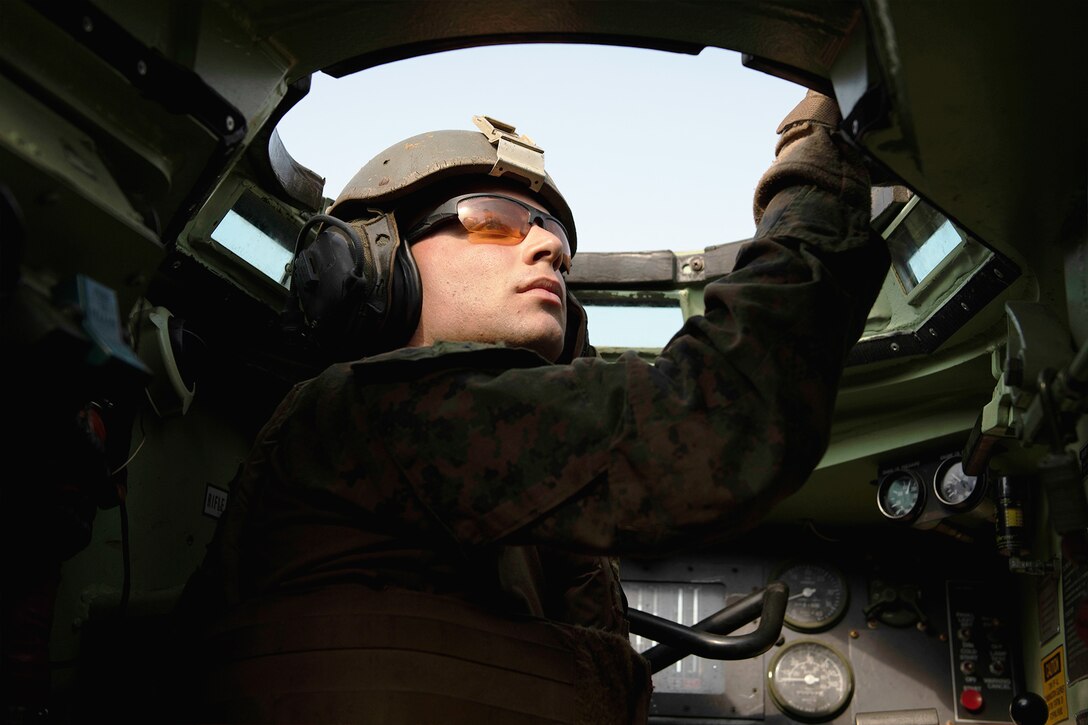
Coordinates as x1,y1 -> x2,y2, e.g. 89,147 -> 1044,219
404,194 -> 572,269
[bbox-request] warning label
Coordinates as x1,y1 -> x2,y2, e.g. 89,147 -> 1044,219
1042,646 -> 1068,725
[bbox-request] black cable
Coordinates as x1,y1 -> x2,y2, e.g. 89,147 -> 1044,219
119,501 -> 130,616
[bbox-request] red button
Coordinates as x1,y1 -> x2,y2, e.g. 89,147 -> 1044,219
960,689 -> 984,713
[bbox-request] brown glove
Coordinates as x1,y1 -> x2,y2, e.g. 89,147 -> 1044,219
753,90 -> 871,225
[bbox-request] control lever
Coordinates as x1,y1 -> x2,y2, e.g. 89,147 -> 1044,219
627,581 -> 789,673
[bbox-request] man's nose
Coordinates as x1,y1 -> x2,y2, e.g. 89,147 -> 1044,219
522,225 -> 566,270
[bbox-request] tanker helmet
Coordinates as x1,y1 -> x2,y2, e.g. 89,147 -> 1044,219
287,116 -> 589,363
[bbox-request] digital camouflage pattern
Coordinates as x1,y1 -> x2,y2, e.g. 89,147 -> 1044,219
194,112 -> 891,723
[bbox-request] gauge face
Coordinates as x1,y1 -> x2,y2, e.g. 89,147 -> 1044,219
768,640 -> 854,721
933,457 -> 979,508
773,562 -> 850,632
877,471 -> 923,521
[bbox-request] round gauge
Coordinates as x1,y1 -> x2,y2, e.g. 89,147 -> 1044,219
768,640 -> 854,721
772,562 -> 850,632
877,471 -> 924,522
933,457 -> 982,510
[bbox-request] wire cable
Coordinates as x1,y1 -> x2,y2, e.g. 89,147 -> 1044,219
118,501 -> 130,616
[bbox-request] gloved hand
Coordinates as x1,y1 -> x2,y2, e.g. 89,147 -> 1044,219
753,90 -> 871,225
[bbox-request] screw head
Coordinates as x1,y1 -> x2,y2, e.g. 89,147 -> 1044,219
890,342 -> 901,352
691,257 -> 704,272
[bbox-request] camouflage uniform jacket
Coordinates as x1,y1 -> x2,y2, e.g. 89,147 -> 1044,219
200,183 -> 889,723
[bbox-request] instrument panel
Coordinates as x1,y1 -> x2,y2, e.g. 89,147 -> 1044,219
623,524 -> 1017,725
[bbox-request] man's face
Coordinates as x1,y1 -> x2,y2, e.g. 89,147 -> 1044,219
405,186 -> 570,362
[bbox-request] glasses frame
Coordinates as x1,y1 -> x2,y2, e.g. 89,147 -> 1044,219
403,193 -> 572,257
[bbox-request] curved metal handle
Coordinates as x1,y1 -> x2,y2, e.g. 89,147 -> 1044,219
627,581 -> 788,672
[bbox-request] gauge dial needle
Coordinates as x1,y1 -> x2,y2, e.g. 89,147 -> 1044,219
789,587 -> 817,600
778,675 -> 822,685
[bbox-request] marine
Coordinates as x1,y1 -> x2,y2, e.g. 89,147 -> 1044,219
181,90 -> 890,723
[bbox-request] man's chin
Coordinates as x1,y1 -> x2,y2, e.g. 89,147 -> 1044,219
515,325 -> 565,362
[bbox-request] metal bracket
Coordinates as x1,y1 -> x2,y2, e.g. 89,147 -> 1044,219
472,115 -> 546,191
28,0 -> 247,147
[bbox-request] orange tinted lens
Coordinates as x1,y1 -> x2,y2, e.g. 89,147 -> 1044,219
457,197 -> 529,243
542,220 -> 572,255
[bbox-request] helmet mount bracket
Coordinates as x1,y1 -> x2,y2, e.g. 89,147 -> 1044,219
472,115 -> 546,192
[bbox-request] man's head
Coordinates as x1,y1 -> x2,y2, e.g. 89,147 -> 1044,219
292,116 -> 587,363
402,184 -> 571,361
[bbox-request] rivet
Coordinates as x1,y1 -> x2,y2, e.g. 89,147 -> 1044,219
849,630 -> 860,639
929,327 -> 938,337
960,302 -> 970,312
172,260 -> 182,270
867,619 -> 879,629
852,119 -> 860,135
225,116 -> 236,132
136,59 -> 147,76
81,16 -> 94,32
890,342 -> 901,352
994,267 -> 1005,279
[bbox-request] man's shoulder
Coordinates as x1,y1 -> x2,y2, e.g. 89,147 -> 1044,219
349,341 -> 552,384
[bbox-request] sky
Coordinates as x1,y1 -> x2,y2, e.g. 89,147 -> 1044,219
275,43 -> 804,255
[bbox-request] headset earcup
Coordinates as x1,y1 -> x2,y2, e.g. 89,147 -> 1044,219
380,241 -> 422,352
292,228 -> 365,329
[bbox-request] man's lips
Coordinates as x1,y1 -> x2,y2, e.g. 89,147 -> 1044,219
519,277 -> 564,305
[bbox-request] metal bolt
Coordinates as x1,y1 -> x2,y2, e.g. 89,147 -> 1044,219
691,257 -> 704,272
225,115 -> 236,132
994,267 -> 1004,279
960,301 -> 970,312
890,342 -> 901,352
867,618 -> 879,629
929,327 -> 938,337
82,16 -> 94,32
849,630 -> 859,639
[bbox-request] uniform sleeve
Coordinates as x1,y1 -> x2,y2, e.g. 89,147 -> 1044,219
358,181 -> 889,556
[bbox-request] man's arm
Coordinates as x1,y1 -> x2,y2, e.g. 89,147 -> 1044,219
276,92 -> 890,557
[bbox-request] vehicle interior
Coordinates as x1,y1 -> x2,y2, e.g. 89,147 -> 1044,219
1,1 -> 1085,723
